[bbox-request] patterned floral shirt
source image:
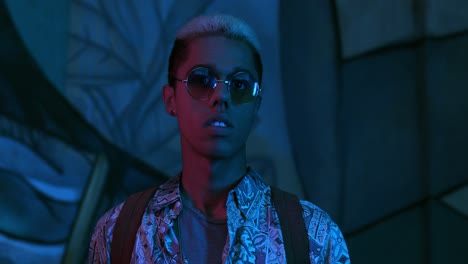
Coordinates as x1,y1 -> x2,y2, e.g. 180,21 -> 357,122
88,168 -> 350,263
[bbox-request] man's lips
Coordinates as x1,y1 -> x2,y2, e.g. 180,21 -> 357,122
203,116 -> 234,128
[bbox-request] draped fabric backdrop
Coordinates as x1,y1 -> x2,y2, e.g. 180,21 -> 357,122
0,0 -> 467,263
280,1 -> 468,263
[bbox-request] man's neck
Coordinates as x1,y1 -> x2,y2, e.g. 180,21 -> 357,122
180,148 -> 247,220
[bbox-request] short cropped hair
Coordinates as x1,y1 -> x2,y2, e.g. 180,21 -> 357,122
167,14 -> 263,87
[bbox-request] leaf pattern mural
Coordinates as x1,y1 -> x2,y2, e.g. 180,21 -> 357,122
0,117 -> 94,263
65,0 -> 215,175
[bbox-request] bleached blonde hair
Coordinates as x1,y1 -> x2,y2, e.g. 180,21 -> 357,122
176,14 -> 261,52
168,14 -> 263,86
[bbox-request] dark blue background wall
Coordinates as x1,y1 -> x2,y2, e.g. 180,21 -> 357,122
1,1 -> 467,263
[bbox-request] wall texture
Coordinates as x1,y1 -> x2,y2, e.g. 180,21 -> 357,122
280,0 -> 468,263
1,0 -> 467,263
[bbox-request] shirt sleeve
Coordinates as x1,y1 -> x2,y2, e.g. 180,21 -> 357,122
324,222 -> 350,264
88,203 -> 123,264
300,200 -> 351,264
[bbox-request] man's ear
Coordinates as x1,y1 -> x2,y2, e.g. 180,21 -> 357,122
162,85 -> 177,116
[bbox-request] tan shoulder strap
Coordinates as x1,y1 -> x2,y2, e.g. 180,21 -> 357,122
111,186 -> 158,264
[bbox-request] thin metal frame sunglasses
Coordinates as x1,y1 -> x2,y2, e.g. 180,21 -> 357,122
173,66 -> 261,104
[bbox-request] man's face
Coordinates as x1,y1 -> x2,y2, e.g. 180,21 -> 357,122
168,35 -> 260,159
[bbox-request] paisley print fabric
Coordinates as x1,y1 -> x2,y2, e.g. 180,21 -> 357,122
88,168 -> 350,263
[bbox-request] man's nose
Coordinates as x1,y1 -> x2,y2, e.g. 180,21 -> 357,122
210,81 -> 231,109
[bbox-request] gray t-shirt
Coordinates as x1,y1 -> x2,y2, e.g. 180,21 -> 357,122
178,206 -> 228,263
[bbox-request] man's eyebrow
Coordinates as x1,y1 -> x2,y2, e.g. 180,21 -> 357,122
230,66 -> 254,74
190,64 -> 257,77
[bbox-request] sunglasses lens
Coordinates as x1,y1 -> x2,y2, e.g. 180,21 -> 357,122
229,72 -> 258,104
186,68 -> 216,99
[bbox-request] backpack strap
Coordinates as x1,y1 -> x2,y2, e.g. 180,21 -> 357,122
111,186 -> 158,264
271,186 -> 309,263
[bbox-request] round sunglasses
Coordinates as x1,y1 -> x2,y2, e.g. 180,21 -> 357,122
173,67 -> 261,104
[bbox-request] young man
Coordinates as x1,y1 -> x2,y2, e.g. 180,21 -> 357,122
89,14 -> 350,263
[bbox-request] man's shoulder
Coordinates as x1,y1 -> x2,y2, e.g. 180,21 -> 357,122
93,200 -> 125,237
94,185 -> 163,229
298,199 -> 350,262
298,199 -> 343,244
93,181 -> 173,230
88,201 -> 125,262
298,199 -> 332,223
